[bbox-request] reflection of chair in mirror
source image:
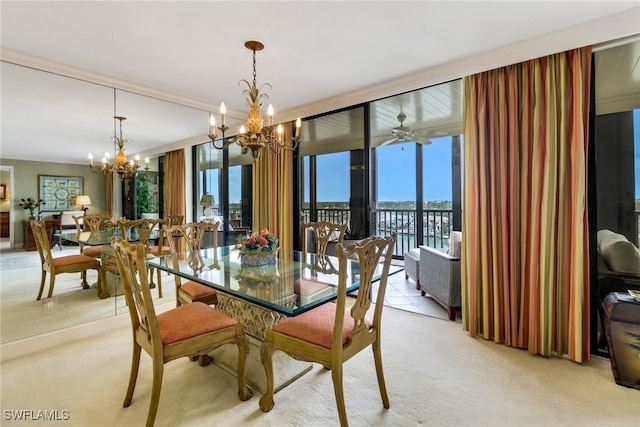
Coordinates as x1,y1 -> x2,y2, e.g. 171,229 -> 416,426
165,222 -> 220,307
56,210 -> 85,250
259,235 -> 396,426
165,214 -> 184,227
111,239 -> 252,427
120,218 -> 165,297
302,221 -> 347,257
29,220 -> 102,300
73,214 -> 110,287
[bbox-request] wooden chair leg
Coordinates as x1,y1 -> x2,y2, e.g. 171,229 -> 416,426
36,270 -> 46,301
46,273 -> 56,299
236,335 -> 252,401
331,363 -> 348,427
259,341 -> 275,411
81,270 -> 89,289
372,338 -> 389,408
146,357 -> 164,427
123,343 -> 142,408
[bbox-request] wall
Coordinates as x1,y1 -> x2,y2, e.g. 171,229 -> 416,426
0,169 -> 9,213
0,159 -> 107,247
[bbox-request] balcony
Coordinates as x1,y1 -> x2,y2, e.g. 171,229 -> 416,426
303,208 -> 454,257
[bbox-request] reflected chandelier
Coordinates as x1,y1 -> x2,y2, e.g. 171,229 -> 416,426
88,89 -> 149,180
208,41 -> 301,159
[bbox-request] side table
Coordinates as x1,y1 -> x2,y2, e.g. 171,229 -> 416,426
600,292 -> 640,390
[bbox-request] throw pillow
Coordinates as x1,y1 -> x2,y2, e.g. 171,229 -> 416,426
599,232 -> 640,275
447,231 -> 462,258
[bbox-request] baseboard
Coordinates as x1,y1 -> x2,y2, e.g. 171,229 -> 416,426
0,301 -> 175,362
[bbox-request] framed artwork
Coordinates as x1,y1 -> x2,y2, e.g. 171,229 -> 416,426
39,175 -> 84,211
0,184 -> 5,200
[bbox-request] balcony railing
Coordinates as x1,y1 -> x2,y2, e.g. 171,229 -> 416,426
302,208 -> 454,257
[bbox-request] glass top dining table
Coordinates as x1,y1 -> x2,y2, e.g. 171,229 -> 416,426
146,246 -> 401,318
55,229 -> 159,246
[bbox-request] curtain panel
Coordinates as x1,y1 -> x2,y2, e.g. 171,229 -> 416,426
163,149 -> 185,223
251,125 -> 294,256
462,47 -> 592,362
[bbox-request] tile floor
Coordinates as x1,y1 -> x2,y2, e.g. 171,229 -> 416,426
372,263 -> 462,323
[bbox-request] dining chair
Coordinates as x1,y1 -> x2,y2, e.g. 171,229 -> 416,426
164,221 -> 221,308
301,221 -> 347,257
259,234 -> 396,427
165,214 -> 184,227
119,218 -> 165,297
29,220 -> 102,300
72,214 -> 110,286
110,238 -> 252,427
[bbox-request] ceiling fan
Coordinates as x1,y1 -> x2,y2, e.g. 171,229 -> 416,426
380,112 -> 431,146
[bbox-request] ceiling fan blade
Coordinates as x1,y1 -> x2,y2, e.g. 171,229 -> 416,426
379,136 -> 399,147
415,135 -> 432,145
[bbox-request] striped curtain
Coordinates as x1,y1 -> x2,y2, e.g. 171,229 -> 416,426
462,47 -> 592,362
252,125 -> 294,257
164,149 -> 185,222
105,174 -> 113,218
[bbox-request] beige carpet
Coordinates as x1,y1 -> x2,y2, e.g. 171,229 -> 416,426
0,246 -> 175,343
1,304 -> 639,427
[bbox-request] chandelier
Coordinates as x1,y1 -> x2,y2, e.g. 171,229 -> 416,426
88,89 -> 149,180
208,41 -> 302,159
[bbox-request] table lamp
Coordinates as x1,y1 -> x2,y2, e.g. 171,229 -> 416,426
199,194 -> 214,218
76,195 -> 92,214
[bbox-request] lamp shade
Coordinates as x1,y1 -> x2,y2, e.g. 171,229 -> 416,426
76,195 -> 92,206
199,194 -> 214,207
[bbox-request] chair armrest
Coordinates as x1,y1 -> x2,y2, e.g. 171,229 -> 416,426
419,246 -> 461,306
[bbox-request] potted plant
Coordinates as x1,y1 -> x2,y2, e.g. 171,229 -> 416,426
136,174 -> 158,219
344,214 -> 365,242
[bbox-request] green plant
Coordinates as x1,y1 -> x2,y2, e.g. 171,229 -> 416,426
135,174 -> 158,218
344,214 -> 365,240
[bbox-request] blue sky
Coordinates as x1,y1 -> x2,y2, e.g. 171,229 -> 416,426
217,138 -> 456,204
313,137 -> 453,203
220,110 -> 640,204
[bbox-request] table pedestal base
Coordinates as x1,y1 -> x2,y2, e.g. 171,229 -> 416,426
212,292 -> 311,393
209,336 -> 312,394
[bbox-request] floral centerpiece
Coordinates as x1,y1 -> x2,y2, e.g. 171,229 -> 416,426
103,217 -> 126,233
19,197 -> 46,219
237,228 -> 279,266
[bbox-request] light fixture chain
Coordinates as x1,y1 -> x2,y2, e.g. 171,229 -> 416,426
252,48 -> 257,87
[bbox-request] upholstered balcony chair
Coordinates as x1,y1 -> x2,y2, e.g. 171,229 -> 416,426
111,239 -> 251,427
29,219 -> 102,300
259,234 -> 396,427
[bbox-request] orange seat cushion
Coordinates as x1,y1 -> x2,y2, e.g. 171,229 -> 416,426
149,245 -> 170,255
54,254 -> 99,267
82,246 -> 103,257
103,253 -> 154,266
294,277 -> 331,296
181,281 -> 216,298
156,302 -> 237,344
272,303 -> 372,349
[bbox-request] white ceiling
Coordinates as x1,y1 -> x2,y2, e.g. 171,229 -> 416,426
1,1 -> 639,165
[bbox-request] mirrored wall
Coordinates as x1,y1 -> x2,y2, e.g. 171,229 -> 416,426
0,61 -> 211,344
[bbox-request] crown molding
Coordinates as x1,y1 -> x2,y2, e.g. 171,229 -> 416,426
0,47 -> 246,120
3,7 -> 638,126
276,8 -> 640,122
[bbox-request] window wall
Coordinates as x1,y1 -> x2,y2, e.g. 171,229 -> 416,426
369,81 -> 463,256
298,106 -> 366,240
193,141 -> 252,245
